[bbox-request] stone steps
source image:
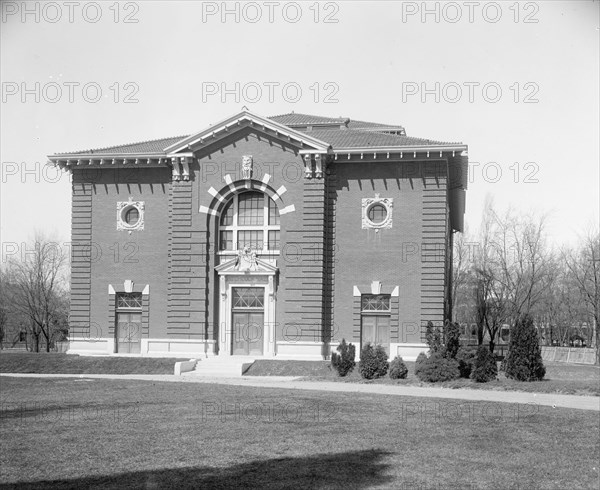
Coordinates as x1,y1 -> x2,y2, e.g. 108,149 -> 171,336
189,356 -> 256,377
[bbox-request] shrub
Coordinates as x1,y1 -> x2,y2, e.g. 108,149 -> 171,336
414,352 -> 428,376
504,314 -> 546,381
455,347 -> 477,378
443,320 -> 461,359
425,320 -> 461,359
359,343 -> 389,379
331,339 -> 356,377
415,352 -> 460,383
470,345 -> 498,383
425,321 -> 442,353
388,356 -> 408,380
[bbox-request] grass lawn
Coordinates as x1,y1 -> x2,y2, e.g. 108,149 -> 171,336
1,377 -> 598,489
247,360 -> 600,396
0,352 -> 189,375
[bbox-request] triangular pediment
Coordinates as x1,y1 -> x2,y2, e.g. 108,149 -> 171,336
215,255 -> 278,275
165,110 -> 332,155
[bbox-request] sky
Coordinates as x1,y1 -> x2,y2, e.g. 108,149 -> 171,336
1,0 -> 598,257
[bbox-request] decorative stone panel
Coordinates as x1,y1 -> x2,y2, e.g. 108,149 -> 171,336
117,198 -> 145,232
362,194 -> 393,230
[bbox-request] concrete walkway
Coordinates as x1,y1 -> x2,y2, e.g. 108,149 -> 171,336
2,373 -> 598,411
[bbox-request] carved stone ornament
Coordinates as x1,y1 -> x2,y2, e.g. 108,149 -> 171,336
303,154 -> 313,179
172,156 -> 191,182
314,154 -> 323,179
117,197 -> 145,233
242,155 -> 253,179
235,245 -> 258,271
362,193 -> 393,230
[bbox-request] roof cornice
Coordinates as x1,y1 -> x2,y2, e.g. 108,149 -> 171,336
333,145 -> 467,154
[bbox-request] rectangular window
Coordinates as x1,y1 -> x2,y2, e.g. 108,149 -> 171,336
238,230 -> 264,250
116,293 -> 143,309
361,294 -> 391,312
219,230 -> 233,250
268,230 -> 280,250
232,287 -> 264,309
238,193 -> 264,226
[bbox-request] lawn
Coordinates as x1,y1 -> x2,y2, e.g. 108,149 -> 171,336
246,359 -> 600,396
0,377 -> 599,489
0,352 -> 188,375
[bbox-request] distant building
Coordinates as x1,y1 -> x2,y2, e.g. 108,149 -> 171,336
48,110 -> 468,359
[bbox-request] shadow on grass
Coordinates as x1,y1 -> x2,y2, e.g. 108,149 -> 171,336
1,449 -> 393,489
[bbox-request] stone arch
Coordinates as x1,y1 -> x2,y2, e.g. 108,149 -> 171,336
199,176 -> 295,219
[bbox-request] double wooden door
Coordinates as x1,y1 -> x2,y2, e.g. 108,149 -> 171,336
232,311 -> 264,356
115,312 -> 141,354
361,315 -> 390,354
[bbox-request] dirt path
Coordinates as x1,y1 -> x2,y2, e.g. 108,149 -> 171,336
2,372 -> 598,411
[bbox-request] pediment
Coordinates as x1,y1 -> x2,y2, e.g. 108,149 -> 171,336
215,255 -> 278,275
165,110 -> 331,155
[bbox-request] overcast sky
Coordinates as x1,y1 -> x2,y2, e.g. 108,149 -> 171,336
1,0 -> 598,255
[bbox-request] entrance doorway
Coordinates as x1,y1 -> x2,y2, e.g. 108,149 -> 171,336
231,287 -> 264,356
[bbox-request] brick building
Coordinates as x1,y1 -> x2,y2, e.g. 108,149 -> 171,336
48,110 -> 468,360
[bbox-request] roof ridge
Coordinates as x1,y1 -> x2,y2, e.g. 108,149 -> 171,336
269,112 -> 348,120
350,118 -> 404,128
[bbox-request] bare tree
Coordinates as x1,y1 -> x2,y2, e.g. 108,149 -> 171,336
5,233 -> 68,352
535,254 -> 589,346
471,200 -> 551,352
451,228 -> 475,320
564,231 -> 600,364
0,268 -> 8,348
471,199 -> 509,351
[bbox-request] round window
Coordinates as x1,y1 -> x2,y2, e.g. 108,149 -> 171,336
124,207 -> 140,226
367,203 -> 388,225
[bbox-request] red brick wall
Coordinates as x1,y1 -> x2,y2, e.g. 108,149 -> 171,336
84,167 -> 171,340
332,160 -> 448,345
69,129 -> 450,354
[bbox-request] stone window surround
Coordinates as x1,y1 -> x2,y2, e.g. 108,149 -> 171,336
117,198 -> 145,233
362,194 -> 393,230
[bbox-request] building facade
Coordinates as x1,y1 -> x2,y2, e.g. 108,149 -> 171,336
49,110 -> 468,360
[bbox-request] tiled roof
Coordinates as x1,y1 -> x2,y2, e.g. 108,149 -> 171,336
59,135 -> 188,155
309,128 -> 457,148
53,113 -> 459,156
269,112 -> 405,132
